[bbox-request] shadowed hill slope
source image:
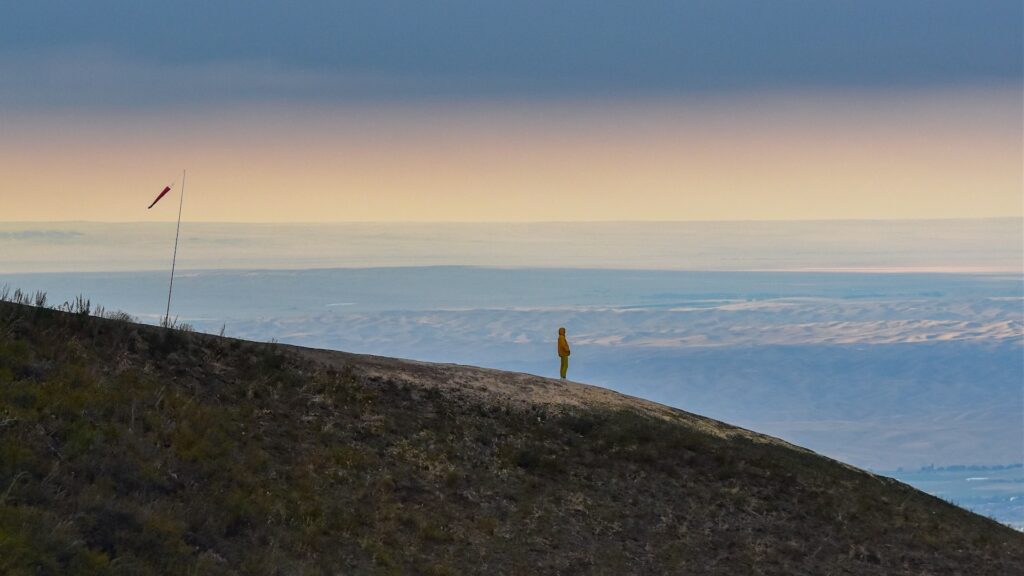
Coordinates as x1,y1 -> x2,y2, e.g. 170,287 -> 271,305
0,300 -> 1021,575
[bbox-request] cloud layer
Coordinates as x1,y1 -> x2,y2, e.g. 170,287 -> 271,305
2,1 -> 1020,107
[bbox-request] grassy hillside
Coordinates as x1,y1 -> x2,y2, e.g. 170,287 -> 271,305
0,299 -> 1021,575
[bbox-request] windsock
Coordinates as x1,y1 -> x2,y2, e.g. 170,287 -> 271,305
147,184 -> 173,209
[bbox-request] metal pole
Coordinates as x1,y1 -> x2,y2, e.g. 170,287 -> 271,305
164,169 -> 185,327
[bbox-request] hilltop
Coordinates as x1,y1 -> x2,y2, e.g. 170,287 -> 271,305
0,299 -> 1021,575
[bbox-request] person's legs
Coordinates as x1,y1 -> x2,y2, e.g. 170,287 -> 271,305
560,356 -> 568,379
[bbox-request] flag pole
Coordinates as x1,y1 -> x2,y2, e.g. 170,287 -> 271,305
163,169 -> 185,327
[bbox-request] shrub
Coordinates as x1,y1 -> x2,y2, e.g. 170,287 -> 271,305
104,310 -> 137,323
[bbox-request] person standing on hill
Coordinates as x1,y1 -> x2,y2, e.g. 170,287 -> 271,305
557,327 -> 571,379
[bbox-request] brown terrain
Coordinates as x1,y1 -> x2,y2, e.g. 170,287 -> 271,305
1,296 -> 1021,575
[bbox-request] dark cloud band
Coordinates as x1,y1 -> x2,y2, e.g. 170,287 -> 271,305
1,1 -> 1020,107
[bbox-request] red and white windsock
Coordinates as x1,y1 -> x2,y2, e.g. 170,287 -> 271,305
147,183 -> 174,209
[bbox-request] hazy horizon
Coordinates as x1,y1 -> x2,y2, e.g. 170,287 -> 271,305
2,219 -> 1020,274
5,216 -> 1019,224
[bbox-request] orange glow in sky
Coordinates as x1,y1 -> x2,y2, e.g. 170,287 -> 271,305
1,86 -> 1019,222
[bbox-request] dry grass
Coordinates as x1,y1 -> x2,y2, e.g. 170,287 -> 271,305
0,299 -> 1021,575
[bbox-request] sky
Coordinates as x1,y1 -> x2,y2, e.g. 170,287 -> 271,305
2,220 -> 1021,273
1,1 -> 1021,222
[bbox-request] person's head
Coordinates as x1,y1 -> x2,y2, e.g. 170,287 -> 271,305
558,327 -> 566,335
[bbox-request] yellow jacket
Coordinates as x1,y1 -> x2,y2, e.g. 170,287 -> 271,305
557,328 -> 570,357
